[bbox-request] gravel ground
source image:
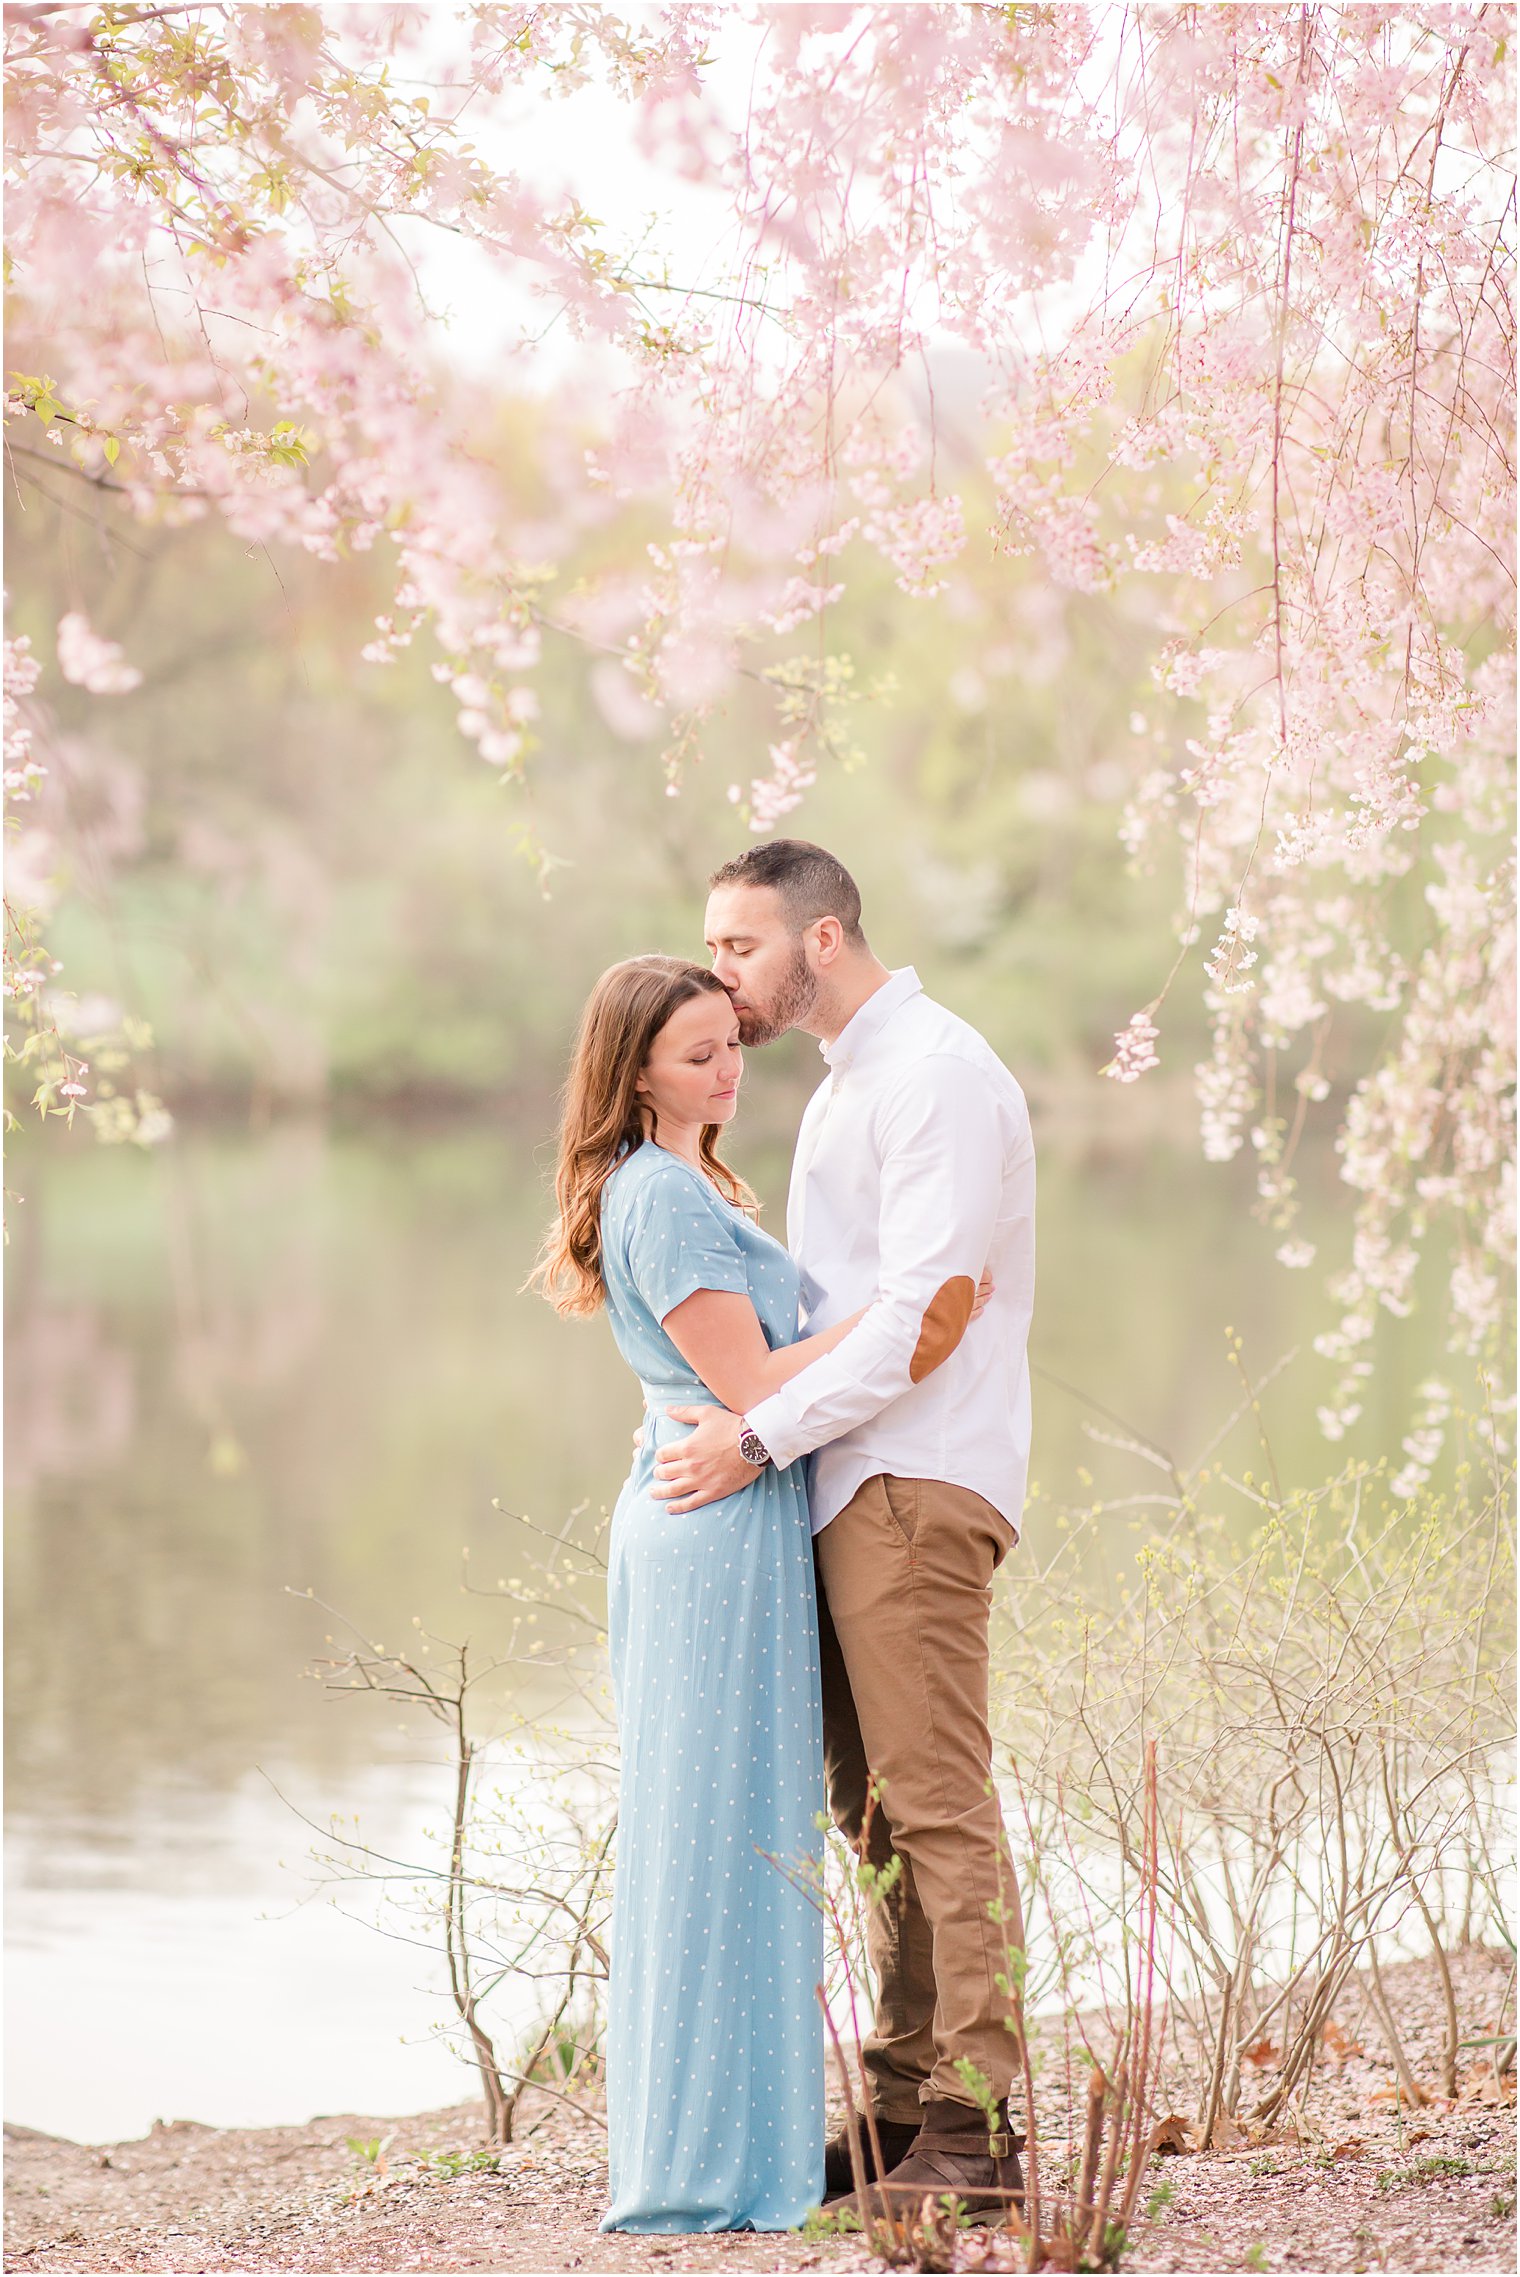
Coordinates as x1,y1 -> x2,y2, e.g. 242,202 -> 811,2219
5,1950 -> 1514,2275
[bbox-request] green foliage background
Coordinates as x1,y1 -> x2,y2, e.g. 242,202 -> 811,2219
4,380 -> 1488,1821
10,393 -> 1237,1122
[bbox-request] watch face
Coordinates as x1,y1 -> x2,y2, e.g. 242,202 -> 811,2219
738,1428 -> 767,1465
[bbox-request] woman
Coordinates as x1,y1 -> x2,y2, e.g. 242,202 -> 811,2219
532,955 -> 861,2233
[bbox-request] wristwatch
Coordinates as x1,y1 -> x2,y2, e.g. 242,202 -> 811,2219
736,1416 -> 770,1467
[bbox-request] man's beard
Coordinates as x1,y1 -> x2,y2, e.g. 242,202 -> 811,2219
733,941 -> 819,1045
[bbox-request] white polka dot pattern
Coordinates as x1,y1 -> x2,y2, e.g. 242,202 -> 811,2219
595,1144 -> 826,2234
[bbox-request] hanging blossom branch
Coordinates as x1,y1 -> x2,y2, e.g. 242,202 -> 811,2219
2,3 -> 1513,1447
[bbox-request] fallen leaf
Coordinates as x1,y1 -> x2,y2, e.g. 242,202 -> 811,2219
1242,2038 -> 1279,2067
1330,2139 -> 1365,2160
1321,2018 -> 1365,2060
1147,2112 -> 1196,2156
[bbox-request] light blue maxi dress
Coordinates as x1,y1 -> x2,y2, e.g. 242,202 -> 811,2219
597,1140 -> 825,2233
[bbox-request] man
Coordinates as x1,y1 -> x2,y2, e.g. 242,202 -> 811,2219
651,839 -> 1036,2219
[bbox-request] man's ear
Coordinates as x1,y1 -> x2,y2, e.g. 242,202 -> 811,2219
811,914 -> 844,968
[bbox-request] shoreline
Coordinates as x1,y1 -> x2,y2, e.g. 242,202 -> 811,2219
6,1951 -> 1515,2275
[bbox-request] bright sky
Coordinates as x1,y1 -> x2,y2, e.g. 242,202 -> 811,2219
381,4 -> 758,388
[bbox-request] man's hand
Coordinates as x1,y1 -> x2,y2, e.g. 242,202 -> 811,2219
651,1405 -> 754,1513
649,1269 -> 993,1513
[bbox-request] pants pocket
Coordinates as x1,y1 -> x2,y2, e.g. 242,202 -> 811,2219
880,1474 -> 920,1547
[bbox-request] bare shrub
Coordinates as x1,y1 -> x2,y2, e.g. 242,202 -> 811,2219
994,1433 -> 1515,2145
287,1419 -> 1513,2266
282,1503 -> 617,2144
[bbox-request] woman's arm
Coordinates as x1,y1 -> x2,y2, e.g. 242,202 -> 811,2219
659,1266 -> 995,1417
659,1291 -> 868,1415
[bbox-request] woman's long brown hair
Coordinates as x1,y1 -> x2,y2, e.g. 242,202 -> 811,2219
528,955 -> 756,1318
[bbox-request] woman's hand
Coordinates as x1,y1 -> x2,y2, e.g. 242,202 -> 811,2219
970,1263 -> 996,1321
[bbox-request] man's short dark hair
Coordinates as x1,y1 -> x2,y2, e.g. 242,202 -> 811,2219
708,840 -> 865,941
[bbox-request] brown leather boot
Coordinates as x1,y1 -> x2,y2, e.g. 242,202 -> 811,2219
822,2111 -> 921,2204
846,2095 -> 1025,2226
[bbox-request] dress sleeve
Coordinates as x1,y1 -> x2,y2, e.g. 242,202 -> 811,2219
625,1162 -> 750,1326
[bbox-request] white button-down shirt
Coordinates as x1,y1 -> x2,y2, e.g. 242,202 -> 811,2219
746,967 -> 1036,1537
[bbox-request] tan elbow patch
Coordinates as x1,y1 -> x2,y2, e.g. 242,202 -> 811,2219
910,1276 -> 976,1384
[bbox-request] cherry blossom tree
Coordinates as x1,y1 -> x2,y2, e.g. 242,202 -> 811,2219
4,2 -> 1513,1449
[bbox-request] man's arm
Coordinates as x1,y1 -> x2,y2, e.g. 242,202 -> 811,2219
744,1055 -> 1006,1464
651,1258 -> 999,1511
652,1055 -> 1008,1509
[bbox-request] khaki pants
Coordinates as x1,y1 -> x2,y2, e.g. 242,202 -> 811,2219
815,1472 -> 1021,2120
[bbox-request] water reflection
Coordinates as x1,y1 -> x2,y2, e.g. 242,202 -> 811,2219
5,1763 -> 482,2143
4,1113 -> 1447,2137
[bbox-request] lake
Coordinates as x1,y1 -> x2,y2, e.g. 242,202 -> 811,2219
4,1104 -> 1449,2142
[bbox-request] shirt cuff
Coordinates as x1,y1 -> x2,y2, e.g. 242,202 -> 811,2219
743,1386 -> 808,1471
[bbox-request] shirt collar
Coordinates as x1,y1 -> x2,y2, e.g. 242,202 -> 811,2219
820,966 -> 922,1072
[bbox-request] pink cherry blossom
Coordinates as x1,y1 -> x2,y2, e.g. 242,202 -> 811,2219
55,613 -> 141,696
2,2 -> 1512,1424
